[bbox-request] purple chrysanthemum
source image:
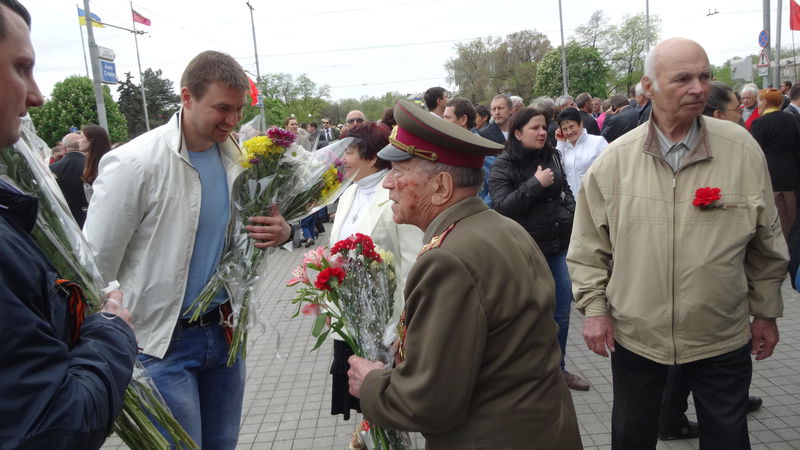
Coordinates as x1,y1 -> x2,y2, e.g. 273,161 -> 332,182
267,127 -> 297,148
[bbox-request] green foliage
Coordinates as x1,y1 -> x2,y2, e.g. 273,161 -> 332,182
29,76 -> 128,146
321,92 -> 407,124
533,43 -> 609,98
257,73 -> 331,125
116,68 -> 180,139
446,30 -> 552,104
572,11 -> 661,95
241,97 -> 289,130
712,61 -> 734,87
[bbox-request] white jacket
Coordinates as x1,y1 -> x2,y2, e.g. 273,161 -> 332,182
84,111 -> 245,358
330,173 -> 423,322
556,129 -> 608,194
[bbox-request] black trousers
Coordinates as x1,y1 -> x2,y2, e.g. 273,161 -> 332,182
659,365 -> 691,433
611,342 -> 752,450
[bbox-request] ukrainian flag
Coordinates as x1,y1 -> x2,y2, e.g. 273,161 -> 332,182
77,7 -> 104,28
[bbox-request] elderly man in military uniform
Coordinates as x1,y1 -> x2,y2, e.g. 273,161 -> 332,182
346,100 -> 581,449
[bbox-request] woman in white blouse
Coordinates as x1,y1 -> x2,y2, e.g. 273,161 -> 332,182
555,108 -> 608,193
327,122 -> 423,431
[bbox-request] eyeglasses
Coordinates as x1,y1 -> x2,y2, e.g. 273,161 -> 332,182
346,117 -> 365,125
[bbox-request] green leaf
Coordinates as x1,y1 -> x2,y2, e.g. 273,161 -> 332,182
311,312 -> 327,337
310,329 -> 331,351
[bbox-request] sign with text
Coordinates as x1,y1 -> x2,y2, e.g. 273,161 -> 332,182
100,60 -> 117,84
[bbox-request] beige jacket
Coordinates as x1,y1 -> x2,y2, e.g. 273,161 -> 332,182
567,116 -> 788,364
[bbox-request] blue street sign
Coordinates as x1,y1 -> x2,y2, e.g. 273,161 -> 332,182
758,30 -> 769,48
100,60 -> 117,84
69,126 -> 79,133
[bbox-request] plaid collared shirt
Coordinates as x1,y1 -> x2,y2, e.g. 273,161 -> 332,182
652,117 -> 700,172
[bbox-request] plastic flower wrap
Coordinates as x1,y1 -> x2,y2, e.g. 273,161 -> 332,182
288,234 -> 410,450
0,129 -> 196,449
184,127 -> 353,366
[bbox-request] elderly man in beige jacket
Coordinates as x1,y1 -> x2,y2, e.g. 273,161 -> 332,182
568,38 -> 788,450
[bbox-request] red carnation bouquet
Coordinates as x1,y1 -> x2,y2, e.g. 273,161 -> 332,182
288,234 -> 410,449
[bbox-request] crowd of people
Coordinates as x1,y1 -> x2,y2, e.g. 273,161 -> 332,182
2,0 -> 798,448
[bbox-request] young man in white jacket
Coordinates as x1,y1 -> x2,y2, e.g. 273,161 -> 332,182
84,51 -> 291,449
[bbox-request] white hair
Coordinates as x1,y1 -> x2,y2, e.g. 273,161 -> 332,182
510,95 -> 524,108
643,46 -> 660,92
740,83 -> 759,97
634,82 -> 644,97
555,95 -> 574,108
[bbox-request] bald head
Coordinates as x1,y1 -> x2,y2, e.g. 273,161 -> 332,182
643,38 -> 709,92
345,110 -> 366,129
61,132 -> 81,152
642,38 -> 711,131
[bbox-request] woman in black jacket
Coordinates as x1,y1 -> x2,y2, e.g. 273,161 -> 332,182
488,107 -> 589,391
750,88 -> 800,242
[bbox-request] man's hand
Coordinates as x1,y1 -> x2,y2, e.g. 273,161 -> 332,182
583,315 -> 615,357
347,355 -> 385,398
246,204 -> 291,249
751,317 -> 779,360
100,290 -> 134,329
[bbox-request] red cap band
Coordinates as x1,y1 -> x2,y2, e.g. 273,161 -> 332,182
393,125 -> 485,168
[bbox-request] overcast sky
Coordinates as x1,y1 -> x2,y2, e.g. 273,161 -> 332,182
27,0 -> 798,103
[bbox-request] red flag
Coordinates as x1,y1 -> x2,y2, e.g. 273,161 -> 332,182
792,0 -> 800,31
248,77 -> 259,106
132,9 -> 151,26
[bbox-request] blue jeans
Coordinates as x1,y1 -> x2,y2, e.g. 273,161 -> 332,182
300,214 -> 317,240
546,249 -> 573,371
138,322 -> 245,449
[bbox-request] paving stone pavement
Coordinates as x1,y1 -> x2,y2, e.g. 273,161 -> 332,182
104,229 -> 800,450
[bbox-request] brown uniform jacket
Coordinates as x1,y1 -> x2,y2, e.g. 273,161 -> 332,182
360,197 -> 581,449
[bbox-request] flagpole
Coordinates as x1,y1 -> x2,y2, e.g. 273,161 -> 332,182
76,4 -> 89,78
776,0 -> 783,87
793,31 -> 798,81
130,1 -> 150,131
246,1 -> 266,130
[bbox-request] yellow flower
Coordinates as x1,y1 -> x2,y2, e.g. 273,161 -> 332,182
377,248 -> 394,266
243,136 -> 274,156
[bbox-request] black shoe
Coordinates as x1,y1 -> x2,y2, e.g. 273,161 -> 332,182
659,420 -> 699,441
315,223 -> 326,233
747,396 -> 763,413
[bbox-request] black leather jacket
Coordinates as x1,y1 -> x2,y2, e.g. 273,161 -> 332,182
488,144 -> 575,256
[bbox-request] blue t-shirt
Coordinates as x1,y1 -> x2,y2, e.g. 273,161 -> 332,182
181,145 -> 230,316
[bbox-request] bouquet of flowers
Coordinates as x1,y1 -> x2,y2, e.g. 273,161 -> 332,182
0,130 -> 196,448
288,233 -> 411,450
184,127 -> 352,366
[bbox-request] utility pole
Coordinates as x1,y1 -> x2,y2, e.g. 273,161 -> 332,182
764,0 -> 771,88
775,0 -> 783,87
246,1 -> 266,130
558,0 -> 569,95
82,0 -> 108,130
131,1 -> 150,131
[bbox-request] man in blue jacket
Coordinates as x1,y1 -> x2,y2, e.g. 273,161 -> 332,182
0,1 -> 138,448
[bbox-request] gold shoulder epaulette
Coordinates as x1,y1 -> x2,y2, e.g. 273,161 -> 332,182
418,222 -> 457,258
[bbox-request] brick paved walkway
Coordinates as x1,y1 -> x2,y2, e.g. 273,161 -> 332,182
104,228 -> 800,449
